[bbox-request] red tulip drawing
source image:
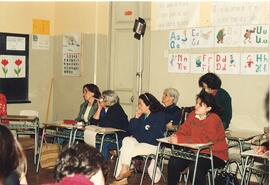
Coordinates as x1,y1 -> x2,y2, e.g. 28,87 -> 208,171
1,59 -> 9,77
14,59 -> 22,77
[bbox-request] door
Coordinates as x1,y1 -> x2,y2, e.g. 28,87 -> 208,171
110,2 -> 150,118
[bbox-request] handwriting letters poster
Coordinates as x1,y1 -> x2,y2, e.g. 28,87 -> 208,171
168,53 -> 190,73
190,54 -> 214,73
241,53 -> 268,75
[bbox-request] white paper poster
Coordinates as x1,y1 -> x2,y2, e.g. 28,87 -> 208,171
214,53 -> 240,74
32,34 -> 50,50
6,36 -> 25,51
168,53 -> 190,73
213,2 -> 269,26
241,53 -> 268,75
62,33 -> 81,76
0,55 -> 26,78
214,26 -> 241,47
168,30 -> 189,49
241,25 -> 269,47
189,27 -> 214,48
190,54 -> 214,73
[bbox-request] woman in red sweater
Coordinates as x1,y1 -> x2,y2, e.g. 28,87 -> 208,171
167,91 -> 228,185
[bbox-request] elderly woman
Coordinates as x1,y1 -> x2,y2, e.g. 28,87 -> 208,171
162,88 -> 182,130
89,90 -> 129,159
75,83 -> 101,125
111,93 -> 166,184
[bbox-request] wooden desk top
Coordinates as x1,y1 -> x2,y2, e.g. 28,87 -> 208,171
241,149 -> 269,159
1,115 -> 38,122
157,137 -> 213,149
226,130 -> 263,141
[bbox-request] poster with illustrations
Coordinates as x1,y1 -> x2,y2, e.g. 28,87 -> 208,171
168,53 -> 190,73
241,53 -> 268,75
189,27 -> 214,48
241,25 -> 269,47
0,55 -> 26,78
62,33 -> 81,76
214,26 -> 241,47
168,30 -> 189,49
190,54 -> 214,73
214,53 -> 240,74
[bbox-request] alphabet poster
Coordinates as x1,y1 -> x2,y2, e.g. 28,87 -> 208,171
215,26 -> 241,47
214,53 -> 240,74
241,25 -> 269,47
0,55 -> 26,78
168,53 -> 190,73
189,27 -> 214,48
190,54 -> 214,73
240,53 -> 268,75
168,30 -> 189,49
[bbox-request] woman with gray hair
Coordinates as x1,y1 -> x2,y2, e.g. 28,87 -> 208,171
162,88 -> 182,130
90,90 -> 129,159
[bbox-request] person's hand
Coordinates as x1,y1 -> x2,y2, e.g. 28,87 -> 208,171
166,122 -> 173,130
168,134 -> 178,144
135,109 -> 142,118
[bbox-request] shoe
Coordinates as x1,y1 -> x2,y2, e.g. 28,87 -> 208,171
115,170 -> 132,181
110,178 -> 128,185
147,159 -> 161,183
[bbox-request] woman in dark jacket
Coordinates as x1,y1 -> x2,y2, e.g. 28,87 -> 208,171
112,93 -> 166,184
89,90 -> 129,159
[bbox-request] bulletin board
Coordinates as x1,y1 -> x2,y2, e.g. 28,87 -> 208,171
0,32 -> 29,103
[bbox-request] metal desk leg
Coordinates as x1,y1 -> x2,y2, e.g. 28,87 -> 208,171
100,134 -> 106,153
210,148 -> 215,185
151,142 -> 161,185
72,129 -> 78,144
68,128 -> 74,148
36,127 -> 46,173
113,133 -> 119,176
240,156 -> 250,185
192,150 -> 201,185
34,123 -> 38,165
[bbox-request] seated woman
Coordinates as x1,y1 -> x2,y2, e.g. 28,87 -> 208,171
0,125 -> 27,185
112,93 -> 166,184
75,83 -> 101,125
43,143 -> 108,185
162,88 -> 182,130
167,91 -> 228,185
89,90 -> 129,159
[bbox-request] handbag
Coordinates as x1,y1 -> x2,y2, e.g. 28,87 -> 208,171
214,170 -> 239,185
40,143 -> 60,169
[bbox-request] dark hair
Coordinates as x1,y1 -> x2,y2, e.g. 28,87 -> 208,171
198,73 -> 222,89
139,93 -> 164,113
83,84 -> 101,99
0,125 -> 27,179
196,91 -> 218,114
55,143 -> 108,182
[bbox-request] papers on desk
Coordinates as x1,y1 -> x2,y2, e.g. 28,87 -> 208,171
83,125 -> 125,147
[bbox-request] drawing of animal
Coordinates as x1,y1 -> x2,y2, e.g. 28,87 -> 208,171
244,28 -> 256,43
217,28 -> 225,44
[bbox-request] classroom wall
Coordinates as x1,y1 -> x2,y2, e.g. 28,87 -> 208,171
149,2 -> 269,132
0,2 -> 55,122
0,2 -> 110,123
52,2 -> 110,121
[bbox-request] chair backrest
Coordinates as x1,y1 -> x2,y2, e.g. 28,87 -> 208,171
19,110 -> 39,117
178,106 -> 195,125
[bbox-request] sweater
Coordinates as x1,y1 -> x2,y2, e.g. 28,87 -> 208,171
75,101 -> 98,125
214,88 -> 232,129
175,111 -> 228,161
90,103 -> 130,138
129,111 -> 166,145
164,104 -> 182,125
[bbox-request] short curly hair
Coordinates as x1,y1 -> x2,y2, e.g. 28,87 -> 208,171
55,143 -> 108,182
